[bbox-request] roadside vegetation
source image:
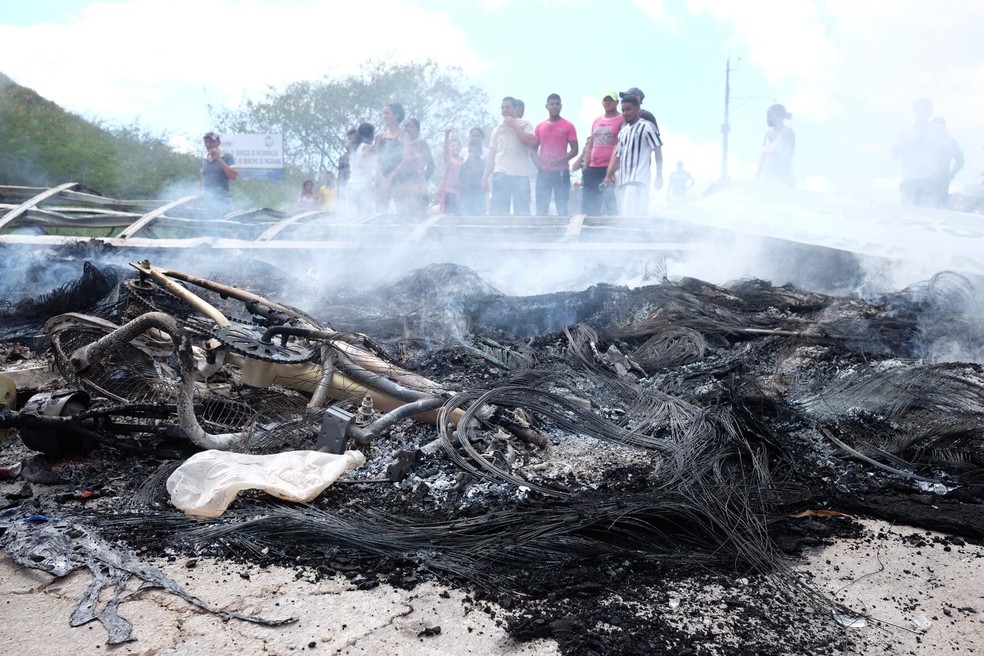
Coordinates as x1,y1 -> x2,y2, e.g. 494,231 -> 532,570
0,62 -> 495,211
0,73 -> 198,199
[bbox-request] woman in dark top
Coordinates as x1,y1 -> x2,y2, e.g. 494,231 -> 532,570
459,139 -> 487,215
375,102 -> 409,212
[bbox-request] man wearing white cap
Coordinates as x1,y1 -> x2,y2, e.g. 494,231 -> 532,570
200,131 -> 238,212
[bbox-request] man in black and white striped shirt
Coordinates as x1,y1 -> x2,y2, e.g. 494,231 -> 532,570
603,93 -> 663,217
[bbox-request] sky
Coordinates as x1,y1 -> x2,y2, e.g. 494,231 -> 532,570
1,0 -> 982,202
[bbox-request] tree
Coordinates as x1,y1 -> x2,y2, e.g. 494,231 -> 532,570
215,60 -> 496,181
0,73 -> 198,199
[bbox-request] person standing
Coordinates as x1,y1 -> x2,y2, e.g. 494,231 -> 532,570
581,90 -> 624,216
619,87 -> 663,191
297,179 -> 317,209
667,161 -> 695,202
483,96 -> 536,215
375,102 -> 409,212
533,93 -> 578,216
603,93 -> 662,217
199,131 -> 238,213
346,122 -> 376,218
319,171 -> 338,213
893,98 -> 944,206
391,118 -> 434,217
337,127 -> 357,189
757,104 -> 796,186
438,127 -> 464,214
931,117 -> 964,208
467,127 -> 490,161
459,139 -> 487,215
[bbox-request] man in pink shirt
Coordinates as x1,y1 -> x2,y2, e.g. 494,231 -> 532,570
581,90 -> 624,216
533,93 -> 578,216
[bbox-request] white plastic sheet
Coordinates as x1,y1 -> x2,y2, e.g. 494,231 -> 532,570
167,449 -> 366,517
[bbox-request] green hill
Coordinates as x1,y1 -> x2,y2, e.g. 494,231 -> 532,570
0,72 -> 198,199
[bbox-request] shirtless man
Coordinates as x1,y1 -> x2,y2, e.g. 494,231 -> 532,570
757,104 -> 795,186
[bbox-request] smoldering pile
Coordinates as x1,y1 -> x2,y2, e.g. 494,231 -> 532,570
2,244 -> 984,655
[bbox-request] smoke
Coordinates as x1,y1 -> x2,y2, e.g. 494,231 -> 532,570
885,272 -> 984,364
8,174 -> 984,366
0,249 -> 93,307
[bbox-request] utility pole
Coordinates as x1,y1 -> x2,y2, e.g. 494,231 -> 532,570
720,57 -> 732,184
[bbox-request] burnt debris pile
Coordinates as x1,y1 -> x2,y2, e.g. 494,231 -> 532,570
2,248 -> 984,654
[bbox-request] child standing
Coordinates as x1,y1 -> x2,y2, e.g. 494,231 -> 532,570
458,139 -> 486,215
438,127 -> 464,214
319,171 -> 338,213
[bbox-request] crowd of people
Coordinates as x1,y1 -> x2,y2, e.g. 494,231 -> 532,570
197,92 -> 794,219
310,89 -> 674,218
199,90 -> 815,218
199,90 -> 979,217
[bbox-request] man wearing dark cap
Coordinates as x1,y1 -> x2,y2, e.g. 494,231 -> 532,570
618,88 -> 663,190
619,88 -> 660,131
603,93 -> 663,217
200,131 -> 238,212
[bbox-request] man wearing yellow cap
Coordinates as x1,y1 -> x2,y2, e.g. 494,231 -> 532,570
580,91 -> 624,215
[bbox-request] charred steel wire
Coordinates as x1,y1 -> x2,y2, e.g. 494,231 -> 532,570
11,256 -> 984,645
92,498 -> 798,587
438,385 -> 689,496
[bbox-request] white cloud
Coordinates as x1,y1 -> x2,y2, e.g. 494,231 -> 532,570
0,0 -> 485,136
680,0 -> 984,195
683,0 -> 839,121
475,0 -> 515,8
680,0 -> 983,123
634,0 -> 682,32
576,94 -> 605,135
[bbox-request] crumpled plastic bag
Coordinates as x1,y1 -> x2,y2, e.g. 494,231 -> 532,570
167,449 -> 366,517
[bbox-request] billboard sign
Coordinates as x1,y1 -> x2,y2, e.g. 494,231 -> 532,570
219,133 -> 285,180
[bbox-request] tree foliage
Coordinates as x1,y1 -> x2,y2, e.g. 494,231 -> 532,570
0,73 -> 198,199
215,60 -> 496,180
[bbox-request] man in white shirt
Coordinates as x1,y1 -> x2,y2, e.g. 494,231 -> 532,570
483,96 -> 536,215
892,98 -> 946,206
603,94 -> 663,217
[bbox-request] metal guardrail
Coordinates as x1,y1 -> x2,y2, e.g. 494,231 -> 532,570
0,184 -> 701,253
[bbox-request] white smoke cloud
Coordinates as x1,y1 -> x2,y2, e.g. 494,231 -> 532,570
678,0 -> 984,194
0,0 -> 486,139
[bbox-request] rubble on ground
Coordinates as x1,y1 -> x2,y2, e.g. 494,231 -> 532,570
2,243 -> 984,655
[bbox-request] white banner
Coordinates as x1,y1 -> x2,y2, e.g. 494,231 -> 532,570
218,133 -> 284,180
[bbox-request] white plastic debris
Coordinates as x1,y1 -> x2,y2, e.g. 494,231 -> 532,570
167,449 -> 366,517
668,597 -> 681,609
911,614 -> 932,631
915,480 -> 951,496
833,612 -> 867,628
